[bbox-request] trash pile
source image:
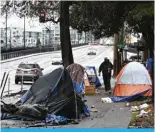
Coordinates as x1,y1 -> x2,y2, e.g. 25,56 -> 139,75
128,100 -> 154,128
101,97 -> 113,103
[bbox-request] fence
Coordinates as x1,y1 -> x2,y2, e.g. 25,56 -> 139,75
1,43 -> 87,60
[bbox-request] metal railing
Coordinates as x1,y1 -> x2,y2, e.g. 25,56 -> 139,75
1,43 -> 87,60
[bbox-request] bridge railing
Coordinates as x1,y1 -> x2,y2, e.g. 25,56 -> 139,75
1,43 -> 87,60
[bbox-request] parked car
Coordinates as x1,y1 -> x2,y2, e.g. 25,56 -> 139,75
15,62 -> 44,84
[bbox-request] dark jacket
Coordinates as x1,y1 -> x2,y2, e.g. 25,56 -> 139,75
99,60 -> 113,75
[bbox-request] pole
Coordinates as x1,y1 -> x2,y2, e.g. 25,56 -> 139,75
32,75 -> 34,84
1,73 -> 9,99
10,27 -> 11,49
91,31 -> 92,43
49,30 -> 50,47
78,33 -> 79,45
7,77 -> 10,95
21,75 -> 23,92
74,30 -> 76,44
137,42 -> 140,62
24,15 -> 26,49
44,30 -> 45,46
0,72 -> 6,89
85,32 -> 86,44
5,11 -> 7,50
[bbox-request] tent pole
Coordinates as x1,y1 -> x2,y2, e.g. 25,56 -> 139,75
74,90 -> 79,123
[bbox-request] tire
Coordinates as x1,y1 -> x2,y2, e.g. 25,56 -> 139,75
15,79 -> 19,84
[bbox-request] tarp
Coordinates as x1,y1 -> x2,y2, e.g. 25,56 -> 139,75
86,66 -> 101,87
67,63 -> 90,116
1,67 -> 86,120
111,88 -> 151,102
67,63 -> 85,94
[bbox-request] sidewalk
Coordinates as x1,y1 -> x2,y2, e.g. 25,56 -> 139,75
1,78 -> 132,128
62,90 -> 132,128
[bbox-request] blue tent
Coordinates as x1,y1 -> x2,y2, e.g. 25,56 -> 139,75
86,66 -> 102,87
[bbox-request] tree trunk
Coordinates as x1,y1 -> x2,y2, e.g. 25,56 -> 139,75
60,1 -> 74,68
142,31 -> 154,103
142,32 -> 154,58
113,33 -> 119,77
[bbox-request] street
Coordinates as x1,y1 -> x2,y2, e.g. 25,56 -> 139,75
1,45 -> 113,98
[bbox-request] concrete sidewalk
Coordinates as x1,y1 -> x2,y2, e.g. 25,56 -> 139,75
1,78 -> 132,128
1,89 -> 132,128
62,89 -> 132,128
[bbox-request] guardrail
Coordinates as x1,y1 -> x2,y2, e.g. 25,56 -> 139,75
1,43 -> 87,60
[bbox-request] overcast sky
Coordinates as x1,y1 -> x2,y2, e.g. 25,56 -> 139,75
0,14 -> 53,31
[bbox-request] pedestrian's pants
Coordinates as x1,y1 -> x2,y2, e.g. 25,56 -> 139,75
103,74 -> 111,91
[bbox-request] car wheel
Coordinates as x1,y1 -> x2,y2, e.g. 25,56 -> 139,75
15,79 -> 19,84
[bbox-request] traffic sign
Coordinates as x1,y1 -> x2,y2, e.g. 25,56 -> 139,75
117,44 -> 125,49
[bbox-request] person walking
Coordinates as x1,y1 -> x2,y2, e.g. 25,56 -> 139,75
99,57 -> 113,94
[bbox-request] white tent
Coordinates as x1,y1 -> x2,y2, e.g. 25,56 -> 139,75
117,62 -> 152,85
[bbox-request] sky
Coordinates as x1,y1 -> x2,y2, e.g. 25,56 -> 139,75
0,14 -> 139,43
0,14 -> 52,32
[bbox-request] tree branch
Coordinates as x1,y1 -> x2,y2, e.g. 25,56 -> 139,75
46,17 -> 60,23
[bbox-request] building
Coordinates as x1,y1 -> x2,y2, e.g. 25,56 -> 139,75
0,23 -> 95,50
42,26 -> 55,46
0,26 -> 23,49
25,29 -> 42,47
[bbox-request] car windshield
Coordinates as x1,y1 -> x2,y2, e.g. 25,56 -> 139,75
18,64 -> 36,69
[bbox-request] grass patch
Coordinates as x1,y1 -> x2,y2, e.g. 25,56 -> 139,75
128,100 -> 154,128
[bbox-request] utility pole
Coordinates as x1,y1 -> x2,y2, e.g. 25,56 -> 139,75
5,11 -> 7,50
24,15 -> 26,48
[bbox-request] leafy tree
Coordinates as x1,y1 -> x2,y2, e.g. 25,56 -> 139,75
70,2 -> 127,39
1,1 -> 73,67
69,1 -> 154,57
126,1 -> 154,57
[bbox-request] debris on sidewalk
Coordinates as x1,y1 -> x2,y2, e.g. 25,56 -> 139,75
95,89 -> 100,94
120,108 -> 124,110
128,100 -> 154,128
136,110 -> 148,118
130,106 -> 139,112
101,97 -> 113,103
125,102 -> 130,107
90,105 -> 98,112
139,103 -> 149,110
